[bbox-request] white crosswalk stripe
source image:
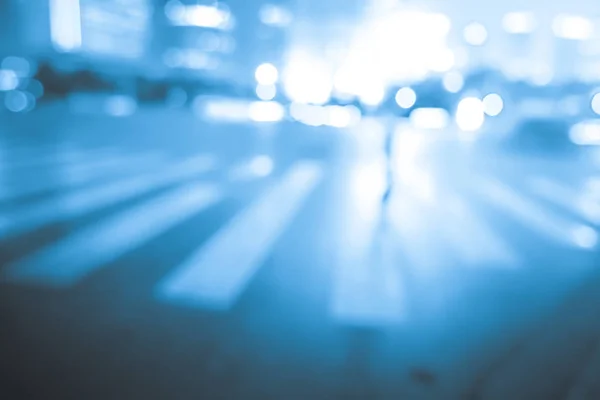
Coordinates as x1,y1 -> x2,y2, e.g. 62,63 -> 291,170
529,177 -> 600,225
0,155 -> 216,239
475,178 -> 598,250
156,161 -> 324,310
2,183 -> 222,287
331,163 -> 405,325
0,148 -> 117,171
0,153 -> 165,202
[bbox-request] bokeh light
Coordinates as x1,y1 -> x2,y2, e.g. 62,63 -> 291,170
4,90 -> 29,112
456,97 -> 485,132
443,71 -> 464,93
463,22 -> 488,46
502,12 -> 537,34
255,63 -> 279,85
0,69 -> 19,91
256,84 -> 277,101
482,93 -> 504,117
395,87 -> 417,109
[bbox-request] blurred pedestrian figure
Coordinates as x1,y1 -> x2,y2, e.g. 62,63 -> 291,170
382,114 -> 396,206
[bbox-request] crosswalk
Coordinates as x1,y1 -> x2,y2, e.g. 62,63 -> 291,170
0,152 -> 165,203
157,161 -> 323,310
0,147 -> 599,327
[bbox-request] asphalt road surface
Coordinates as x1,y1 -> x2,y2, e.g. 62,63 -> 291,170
0,103 -> 599,399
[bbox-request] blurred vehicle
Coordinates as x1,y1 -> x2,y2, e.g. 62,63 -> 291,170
503,117 -> 578,156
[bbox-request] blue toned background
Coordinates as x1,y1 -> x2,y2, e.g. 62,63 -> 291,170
0,0 -> 599,398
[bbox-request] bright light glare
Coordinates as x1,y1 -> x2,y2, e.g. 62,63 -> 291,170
290,104 -> 361,128
255,63 -> 279,85
290,103 -> 328,126
359,84 -> 386,107
463,22 -> 488,46
570,225 -> 598,249
410,108 -> 450,130
395,87 -> 417,109
502,12 -> 536,34
248,101 -> 285,122
339,11 -> 452,86
248,156 -> 274,177
591,93 -> 600,115
259,4 -> 292,27
327,106 -> 353,128
552,14 -> 593,40
0,70 -> 18,91
482,93 -> 504,117
351,161 -> 387,222
49,0 -> 82,52
428,48 -> 455,72
570,121 -> 600,146
200,98 -> 251,122
443,71 -> 464,93
166,1 -> 232,30
256,84 -> 277,101
456,97 -> 485,133
283,54 -> 332,105
394,130 -> 436,202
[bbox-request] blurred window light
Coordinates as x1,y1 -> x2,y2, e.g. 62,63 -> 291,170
104,95 -> 137,117
409,108 -> 450,130
463,22 -> 488,46
395,87 -> 417,109
198,32 -> 222,52
502,12 -> 536,34
570,120 -> 600,146
456,97 -> 485,132
4,91 -> 29,113
163,48 -> 217,70
591,93 -> 600,115
482,93 -> 504,117
0,70 -> 19,92
443,71 -> 464,93
2,57 -> 31,78
255,63 -> 279,85
165,0 -> 185,21
49,0 -> 82,52
165,1 -> 232,30
259,4 -> 293,27
248,101 -> 285,123
256,84 -> 277,101
186,52 -> 213,70
283,54 -> 332,105
552,14 -> 593,40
